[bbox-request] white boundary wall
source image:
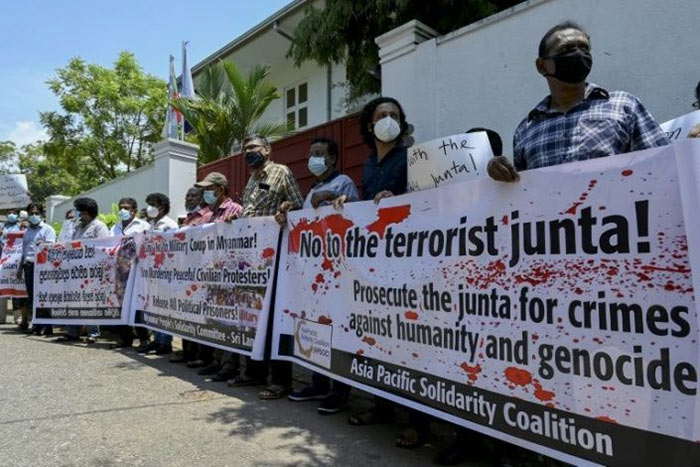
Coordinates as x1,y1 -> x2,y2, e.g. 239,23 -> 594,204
377,0 -> 700,154
48,139 -> 198,223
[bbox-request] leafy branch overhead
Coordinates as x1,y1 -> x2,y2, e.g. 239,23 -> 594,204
287,0 -> 522,101
172,61 -> 286,164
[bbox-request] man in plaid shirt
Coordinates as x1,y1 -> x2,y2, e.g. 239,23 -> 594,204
489,21 -> 668,181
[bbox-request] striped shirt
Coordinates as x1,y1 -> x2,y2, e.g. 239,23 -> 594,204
242,161 -> 304,218
513,83 -> 668,171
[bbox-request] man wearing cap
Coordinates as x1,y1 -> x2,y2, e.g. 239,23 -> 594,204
193,173 -> 243,379
195,172 -> 242,223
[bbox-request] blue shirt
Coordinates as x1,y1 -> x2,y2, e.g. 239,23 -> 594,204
22,222 -> 56,262
362,145 -> 408,201
303,171 -> 359,209
513,83 -> 668,171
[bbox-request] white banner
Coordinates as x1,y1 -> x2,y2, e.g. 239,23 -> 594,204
272,141 -> 700,466
32,236 -> 138,325
0,174 -> 31,210
129,219 -> 280,360
660,110 -> 700,141
407,132 -> 493,192
0,232 -> 27,297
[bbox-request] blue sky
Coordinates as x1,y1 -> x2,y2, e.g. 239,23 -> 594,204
0,0 -> 291,146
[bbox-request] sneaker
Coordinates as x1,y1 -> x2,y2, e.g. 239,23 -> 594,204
288,386 -> 329,402
86,336 -> 97,345
317,393 -> 347,414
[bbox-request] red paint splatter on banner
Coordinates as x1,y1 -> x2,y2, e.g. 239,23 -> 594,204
138,244 -> 147,259
362,336 -> 376,345
71,241 -> 82,249
190,284 -> 197,291
501,215 -> 509,225
315,273 -> 325,283
311,283 -> 318,292
504,367 -> 532,386
321,257 -> 333,271
621,170 -> 633,177
37,250 -> 48,264
52,260 -> 61,268
288,214 -> 354,255
404,310 -> 418,320
534,388 -> 555,401
185,290 -> 191,296
173,232 -> 186,241
154,252 -> 166,268
356,350 -> 364,356
596,416 -> 618,424
261,247 -> 275,259
365,205 -> 411,239
318,315 -> 332,325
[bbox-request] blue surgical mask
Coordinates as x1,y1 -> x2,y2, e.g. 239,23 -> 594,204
118,209 -> 132,221
203,190 -> 218,205
28,214 -> 41,226
307,156 -> 327,176
6,213 -> 18,224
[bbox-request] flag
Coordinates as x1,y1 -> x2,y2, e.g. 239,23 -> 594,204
181,41 -> 195,138
162,55 -> 181,140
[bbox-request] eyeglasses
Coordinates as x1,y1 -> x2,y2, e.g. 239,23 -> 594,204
693,100 -> 700,109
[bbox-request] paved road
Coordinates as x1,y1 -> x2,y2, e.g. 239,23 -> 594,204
0,323 -> 473,467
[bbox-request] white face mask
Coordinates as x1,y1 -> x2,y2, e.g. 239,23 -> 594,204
373,116 -> 401,143
146,205 -> 159,219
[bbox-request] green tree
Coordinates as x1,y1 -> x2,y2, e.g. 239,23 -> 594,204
287,0 -> 521,101
172,61 -> 286,163
40,51 -> 167,184
0,141 -> 81,204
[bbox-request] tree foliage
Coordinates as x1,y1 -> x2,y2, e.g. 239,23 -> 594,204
172,61 -> 286,164
287,0 -> 522,101
40,51 -> 167,184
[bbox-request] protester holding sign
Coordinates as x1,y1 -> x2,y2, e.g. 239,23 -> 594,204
191,172 -> 244,379
2,209 -> 27,328
110,198 -> 150,349
141,192 -> 178,355
17,203 -> 55,336
181,186 -> 211,228
286,137 -> 359,414
232,134 -> 303,400
487,22 -> 668,181
58,197 -> 109,343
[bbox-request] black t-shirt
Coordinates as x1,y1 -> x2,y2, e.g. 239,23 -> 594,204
361,146 -> 408,201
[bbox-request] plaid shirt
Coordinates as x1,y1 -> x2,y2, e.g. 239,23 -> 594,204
241,161 -> 304,218
513,83 -> 668,171
209,197 -> 242,223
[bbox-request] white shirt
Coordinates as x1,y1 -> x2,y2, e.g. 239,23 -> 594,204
111,217 -> 150,236
150,215 -> 178,232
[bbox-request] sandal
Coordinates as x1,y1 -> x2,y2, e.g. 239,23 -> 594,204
348,408 -> 390,426
258,384 -> 291,400
395,428 -> 426,449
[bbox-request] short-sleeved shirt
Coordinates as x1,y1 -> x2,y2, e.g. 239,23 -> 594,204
57,220 -> 76,243
73,219 -> 110,240
150,216 -> 179,232
209,197 -> 243,223
182,207 -> 212,227
513,83 -> 669,171
361,146 -> 408,201
242,161 -> 304,218
302,171 -> 359,209
111,217 -> 151,237
22,222 -> 56,262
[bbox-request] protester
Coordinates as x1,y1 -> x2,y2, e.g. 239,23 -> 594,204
488,21 -> 668,182
180,173 -> 240,370
57,209 -> 76,243
223,134 -> 303,400
1,209 -> 27,329
344,96 -> 431,450
180,186 -> 211,228
57,197 -> 110,343
110,198 -> 150,349
284,137 -> 359,414
688,81 -> 700,138
140,192 -> 178,355
16,203 -> 56,336
171,186 -> 212,364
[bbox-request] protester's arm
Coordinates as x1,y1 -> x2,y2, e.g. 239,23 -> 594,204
310,191 -> 337,209
628,96 -> 670,150
688,123 -> 700,139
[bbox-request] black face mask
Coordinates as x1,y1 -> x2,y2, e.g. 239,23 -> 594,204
245,151 -> 266,169
544,49 -> 592,84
